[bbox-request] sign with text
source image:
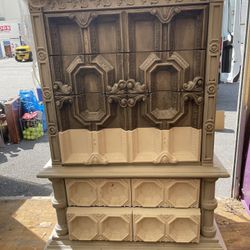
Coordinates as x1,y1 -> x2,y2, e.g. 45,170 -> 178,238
0,25 -> 11,32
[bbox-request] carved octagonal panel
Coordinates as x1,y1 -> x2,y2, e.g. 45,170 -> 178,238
100,216 -> 132,241
165,180 -> 200,208
139,52 -> 203,128
132,180 -> 164,207
66,179 -> 98,206
168,217 -> 200,243
68,215 -> 98,240
99,180 -> 131,207
135,216 -> 165,242
67,207 -> 132,242
66,55 -> 114,126
66,179 -> 131,207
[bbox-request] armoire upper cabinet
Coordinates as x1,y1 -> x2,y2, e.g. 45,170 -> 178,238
45,6 -> 208,55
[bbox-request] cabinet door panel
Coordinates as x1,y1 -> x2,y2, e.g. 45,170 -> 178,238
50,51 -> 204,131
45,6 -> 208,55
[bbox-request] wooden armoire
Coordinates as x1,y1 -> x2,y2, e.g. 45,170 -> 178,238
28,0 -> 229,249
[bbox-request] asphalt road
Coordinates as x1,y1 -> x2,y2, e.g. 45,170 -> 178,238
0,58 -> 239,197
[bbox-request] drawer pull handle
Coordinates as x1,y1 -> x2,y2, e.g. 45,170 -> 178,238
107,79 -> 148,108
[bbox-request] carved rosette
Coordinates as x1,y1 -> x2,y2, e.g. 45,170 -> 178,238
107,79 -> 148,108
42,87 -> 52,102
209,40 -> 220,54
37,47 -> 47,63
48,123 -> 58,136
207,82 -> 216,95
205,120 -> 214,133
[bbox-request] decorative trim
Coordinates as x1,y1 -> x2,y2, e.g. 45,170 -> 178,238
42,87 -> 52,102
205,120 -> 214,132
153,152 -> 178,164
53,81 -> 73,95
151,7 -> 182,24
86,153 -> 108,165
202,2 -> 223,164
209,40 -> 220,54
107,79 -> 148,108
69,12 -> 97,28
29,0 -> 47,8
183,77 -> 204,91
48,123 -> 58,136
37,47 -> 47,63
207,81 -> 216,95
49,179 -> 68,236
55,96 -> 73,109
183,93 -> 203,106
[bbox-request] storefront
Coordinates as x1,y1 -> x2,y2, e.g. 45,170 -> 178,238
0,21 -> 21,58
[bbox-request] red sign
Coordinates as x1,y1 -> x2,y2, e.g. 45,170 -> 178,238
0,25 -> 11,32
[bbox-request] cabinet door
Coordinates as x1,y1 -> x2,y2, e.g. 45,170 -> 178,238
51,50 -> 204,131
45,5 -> 208,55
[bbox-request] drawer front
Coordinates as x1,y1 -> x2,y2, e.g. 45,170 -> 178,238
45,6 -> 208,55
132,179 -> 200,208
66,179 -> 200,208
67,207 -> 133,241
133,208 -> 200,243
67,207 -> 200,243
66,179 -> 131,207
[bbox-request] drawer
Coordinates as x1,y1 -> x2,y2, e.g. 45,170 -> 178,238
67,207 -> 133,241
133,208 -> 200,243
132,179 -> 200,208
67,207 -> 200,243
66,179 -> 200,208
66,179 -> 131,207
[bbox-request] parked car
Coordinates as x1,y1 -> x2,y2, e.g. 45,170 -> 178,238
15,45 -> 33,62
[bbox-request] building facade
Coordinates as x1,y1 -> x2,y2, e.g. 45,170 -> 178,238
0,0 -> 22,58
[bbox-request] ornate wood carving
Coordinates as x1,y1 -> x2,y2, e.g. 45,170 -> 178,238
29,0 -> 211,13
183,77 -> 204,92
150,7 -> 182,24
69,12 -> 97,28
53,81 -> 73,95
202,2 -> 223,164
55,96 -> 73,109
107,79 -> 148,108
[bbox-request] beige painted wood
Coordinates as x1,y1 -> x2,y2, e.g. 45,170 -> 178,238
134,208 -> 200,243
67,207 -> 133,241
67,207 -> 200,243
132,179 -> 200,208
59,128 -> 201,165
66,179 -> 131,207
66,179 -> 199,208
46,237 -> 224,250
29,0 -> 228,248
38,157 -> 229,179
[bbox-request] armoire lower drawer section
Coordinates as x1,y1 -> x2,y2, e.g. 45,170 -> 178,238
67,207 -> 200,243
65,178 -> 200,208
